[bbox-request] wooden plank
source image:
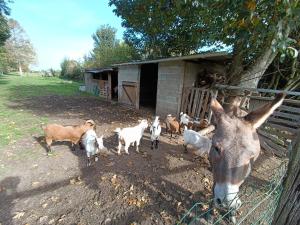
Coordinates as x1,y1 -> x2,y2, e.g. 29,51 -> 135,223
260,126 -> 295,139
279,105 -> 300,114
200,90 -> 210,119
264,122 -> 298,134
181,88 -> 189,113
267,117 -> 299,128
259,135 -> 287,155
196,90 -> 205,118
257,129 -> 286,146
216,84 -> 300,96
260,139 -> 286,157
188,89 -> 196,115
195,90 -> 204,118
191,89 -> 200,117
273,111 -> 300,121
249,96 -> 300,105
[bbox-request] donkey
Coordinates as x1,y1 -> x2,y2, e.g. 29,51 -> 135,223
209,93 -> 285,222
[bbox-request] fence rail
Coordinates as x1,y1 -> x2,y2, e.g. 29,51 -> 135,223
180,85 -> 300,157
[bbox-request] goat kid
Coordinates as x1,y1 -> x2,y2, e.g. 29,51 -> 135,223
183,126 -> 212,155
179,112 -> 193,129
150,116 -> 162,150
42,120 -> 95,154
81,129 -> 106,166
165,114 -> 181,138
115,119 -> 148,155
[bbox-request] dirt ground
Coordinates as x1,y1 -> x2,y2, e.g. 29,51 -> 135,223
0,95 -> 283,225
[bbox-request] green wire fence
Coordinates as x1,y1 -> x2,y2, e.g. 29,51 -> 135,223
177,161 -> 288,225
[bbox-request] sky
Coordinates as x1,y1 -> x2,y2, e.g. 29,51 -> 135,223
9,0 -> 125,70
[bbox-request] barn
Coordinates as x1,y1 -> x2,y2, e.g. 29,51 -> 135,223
115,52 -> 231,116
84,52 -> 230,116
84,67 -> 118,101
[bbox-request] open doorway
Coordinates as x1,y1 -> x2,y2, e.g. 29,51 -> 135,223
111,70 -> 118,100
139,63 -> 158,109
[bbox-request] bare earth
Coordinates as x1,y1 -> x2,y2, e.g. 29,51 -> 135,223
0,95 -> 282,225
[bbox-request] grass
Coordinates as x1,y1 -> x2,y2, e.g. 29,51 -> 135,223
0,73 -> 83,148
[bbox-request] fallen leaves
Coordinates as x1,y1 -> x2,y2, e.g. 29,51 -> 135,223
70,176 -> 83,185
31,181 -> 40,187
160,210 -> 172,224
110,174 -> 120,189
126,196 -> 149,208
13,211 -> 25,220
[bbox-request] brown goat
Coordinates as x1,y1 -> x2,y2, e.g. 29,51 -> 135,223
191,119 -> 209,131
42,119 -> 95,153
165,115 -> 181,138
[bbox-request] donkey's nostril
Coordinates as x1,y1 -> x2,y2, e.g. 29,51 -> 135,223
216,198 -> 222,205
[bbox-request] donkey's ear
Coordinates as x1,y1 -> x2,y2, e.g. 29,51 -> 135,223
244,93 -> 285,129
211,98 -> 225,118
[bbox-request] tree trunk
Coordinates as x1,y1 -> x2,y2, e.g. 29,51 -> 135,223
272,131 -> 300,225
18,62 -> 23,76
230,46 -> 278,88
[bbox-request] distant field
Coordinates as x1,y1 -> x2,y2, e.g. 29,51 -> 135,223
0,73 -> 83,147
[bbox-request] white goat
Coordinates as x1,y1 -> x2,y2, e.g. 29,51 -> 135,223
81,129 -> 106,166
180,112 -> 193,129
115,119 -> 148,155
183,126 -> 212,156
150,116 -> 161,150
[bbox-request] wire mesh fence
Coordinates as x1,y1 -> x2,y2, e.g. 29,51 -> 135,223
177,160 -> 288,225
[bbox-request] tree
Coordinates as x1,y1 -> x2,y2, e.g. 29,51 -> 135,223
4,19 -> 36,75
109,0 -> 300,89
60,58 -> 83,80
0,0 -> 11,46
85,24 -> 139,68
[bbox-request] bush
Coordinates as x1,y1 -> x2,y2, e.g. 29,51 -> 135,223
60,58 -> 83,81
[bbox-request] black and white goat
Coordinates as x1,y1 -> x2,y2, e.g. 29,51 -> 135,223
150,116 -> 161,149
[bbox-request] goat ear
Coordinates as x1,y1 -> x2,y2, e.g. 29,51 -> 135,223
210,97 -> 225,118
244,93 -> 285,129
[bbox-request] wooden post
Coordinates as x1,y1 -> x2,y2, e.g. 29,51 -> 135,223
272,131 -> 300,225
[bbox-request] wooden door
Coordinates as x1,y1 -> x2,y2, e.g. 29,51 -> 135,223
121,81 -> 137,107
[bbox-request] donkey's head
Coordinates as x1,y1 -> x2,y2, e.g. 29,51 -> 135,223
209,93 -> 285,210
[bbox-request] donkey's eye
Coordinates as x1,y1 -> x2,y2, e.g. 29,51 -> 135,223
214,146 -> 221,154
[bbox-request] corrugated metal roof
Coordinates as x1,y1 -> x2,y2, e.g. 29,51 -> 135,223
85,67 -> 116,73
113,52 -> 231,66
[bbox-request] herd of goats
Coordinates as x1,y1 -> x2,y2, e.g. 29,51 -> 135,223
41,111 -> 212,166
41,93 -> 286,223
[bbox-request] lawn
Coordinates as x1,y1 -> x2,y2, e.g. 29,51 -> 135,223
0,73 -> 83,147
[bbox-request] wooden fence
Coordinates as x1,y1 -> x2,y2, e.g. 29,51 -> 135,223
180,85 -> 300,157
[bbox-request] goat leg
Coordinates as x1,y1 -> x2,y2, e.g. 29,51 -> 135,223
183,144 -> 188,153
71,143 -> 76,151
47,145 -> 52,155
135,140 -> 140,153
151,141 -> 154,150
155,140 -> 159,149
87,157 -> 91,167
117,141 -> 122,155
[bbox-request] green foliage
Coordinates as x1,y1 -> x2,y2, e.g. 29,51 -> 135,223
0,0 -> 11,46
110,0 -> 300,62
0,74 -> 82,147
1,19 -> 36,74
85,24 -> 139,68
60,58 -> 83,80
